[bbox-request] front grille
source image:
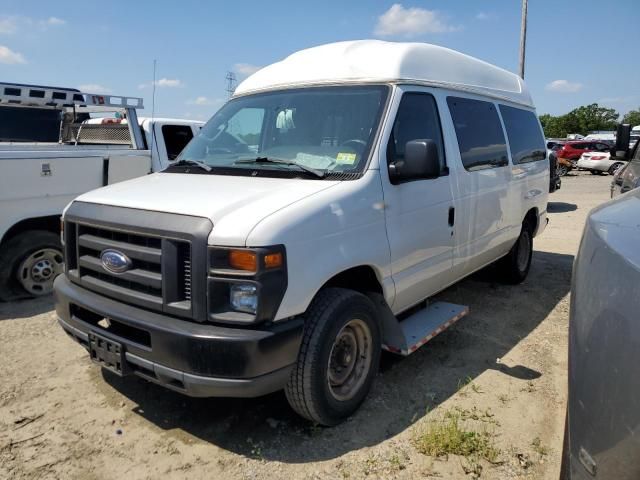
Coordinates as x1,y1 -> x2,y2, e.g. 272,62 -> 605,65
67,222 -> 192,317
63,202 -> 212,322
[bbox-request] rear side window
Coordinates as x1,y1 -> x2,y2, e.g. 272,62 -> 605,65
499,105 -> 546,164
387,92 -> 445,170
162,125 -> 194,160
447,97 -> 508,171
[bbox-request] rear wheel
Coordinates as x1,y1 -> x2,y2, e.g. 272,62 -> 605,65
497,222 -> 533,284
285,288 -> 381,426
0,230 -> 63,301
557,165 -> 569,176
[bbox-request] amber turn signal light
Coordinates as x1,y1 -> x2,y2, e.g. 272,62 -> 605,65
229,250 -> 257,271
264,252 -> 283,269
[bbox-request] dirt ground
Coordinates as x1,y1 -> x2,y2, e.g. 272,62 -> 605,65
0,171 -> 613,480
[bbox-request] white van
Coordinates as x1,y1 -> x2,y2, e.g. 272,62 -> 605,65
54,41 -> 549,425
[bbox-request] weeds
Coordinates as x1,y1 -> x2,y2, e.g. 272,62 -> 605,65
413,410 -> 500,463
531,437 -> 548,457
457,376 -> 483,396
454,406 -> 499,425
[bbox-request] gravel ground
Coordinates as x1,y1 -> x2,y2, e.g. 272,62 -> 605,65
0,171 -> 613,479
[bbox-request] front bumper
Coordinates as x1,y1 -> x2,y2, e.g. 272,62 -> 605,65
54,275 -> 303,397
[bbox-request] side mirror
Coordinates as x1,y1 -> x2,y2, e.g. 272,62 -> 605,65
613,124 -> 631,159
389,139 -> 441,182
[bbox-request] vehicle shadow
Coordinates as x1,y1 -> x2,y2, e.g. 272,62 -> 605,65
103,250 -> 573,463
0,296 -> 54,321
548,202 -> 578,213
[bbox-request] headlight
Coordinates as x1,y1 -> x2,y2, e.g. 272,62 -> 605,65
230,283 -> 258,314
207,245 -> 287,324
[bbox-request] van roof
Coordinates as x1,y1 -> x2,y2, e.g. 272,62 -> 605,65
235,40 -> 533,107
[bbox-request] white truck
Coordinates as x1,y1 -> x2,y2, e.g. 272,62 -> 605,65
0,82 -> 203,299
54,41 -> 549,425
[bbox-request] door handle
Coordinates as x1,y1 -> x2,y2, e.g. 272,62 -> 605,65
448,206 -> 455,227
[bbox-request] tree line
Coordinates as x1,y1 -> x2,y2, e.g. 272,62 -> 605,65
539,104 -> 640,138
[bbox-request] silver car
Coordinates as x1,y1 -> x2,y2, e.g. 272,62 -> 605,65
563,188 -> 640,479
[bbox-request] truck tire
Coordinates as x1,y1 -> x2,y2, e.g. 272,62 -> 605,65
0,230 -> 63,301
498,221 -> 533,284
285,288 -> 381,426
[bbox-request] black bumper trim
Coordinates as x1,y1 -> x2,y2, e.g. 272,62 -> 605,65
58,316 -> 293,397
55,275 -> 303,397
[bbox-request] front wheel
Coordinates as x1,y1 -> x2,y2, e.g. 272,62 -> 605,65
0,230 -> 63,301
285,288 -> 381,426
497,222 -> 533,284
557,165 -> 569,176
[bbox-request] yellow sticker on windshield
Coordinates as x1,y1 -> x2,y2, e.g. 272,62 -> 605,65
336,152 -> 357,164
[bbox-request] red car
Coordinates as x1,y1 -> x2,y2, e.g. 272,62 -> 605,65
557,140 -> 611,161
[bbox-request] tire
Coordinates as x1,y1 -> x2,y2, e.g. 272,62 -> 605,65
590,170 -> 603,175
285,288 -> 381,426
557,165 -> 569,177
497,221 -> 533,284
0,230 -> 63,301
608,163 -> 623,175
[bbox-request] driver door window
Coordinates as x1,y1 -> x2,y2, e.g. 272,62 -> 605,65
387,92 -> 446,173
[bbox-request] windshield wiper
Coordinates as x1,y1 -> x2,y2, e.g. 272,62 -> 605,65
235,157 -> 326,178
169,159 -> 212,172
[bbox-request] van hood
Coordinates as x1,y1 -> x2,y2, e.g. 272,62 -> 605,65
73,172 -> 340,246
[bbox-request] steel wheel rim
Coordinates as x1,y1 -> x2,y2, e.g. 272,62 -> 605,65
17,248 -> 64,296
558,166 -> 568,176
327,318 -> 372,401
516,231 -> 530,272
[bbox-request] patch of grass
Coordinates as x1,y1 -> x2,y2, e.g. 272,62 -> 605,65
388,453 -> 406,471
531,437 -> 549,457
413,410 -> 500,463
361,454 -> 381,476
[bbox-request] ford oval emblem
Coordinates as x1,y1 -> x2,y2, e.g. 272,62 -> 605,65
100,249 -> 132,274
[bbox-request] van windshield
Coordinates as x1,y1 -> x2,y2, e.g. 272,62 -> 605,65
172,85 -> 389,178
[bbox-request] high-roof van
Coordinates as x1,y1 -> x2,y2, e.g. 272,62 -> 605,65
54,41 -> 549,425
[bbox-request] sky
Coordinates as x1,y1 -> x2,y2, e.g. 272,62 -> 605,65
0,0 -> 638,121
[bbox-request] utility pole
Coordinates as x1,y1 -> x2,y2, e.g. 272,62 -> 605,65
225,71 -> 237,98
518,0 -> 528,79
